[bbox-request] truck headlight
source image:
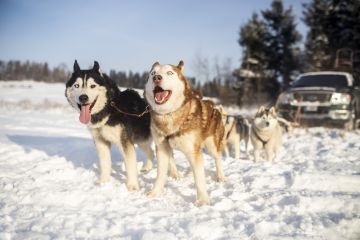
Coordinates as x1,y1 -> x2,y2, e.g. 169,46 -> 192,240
330,93 -> 351,104
277,92 -> 295,104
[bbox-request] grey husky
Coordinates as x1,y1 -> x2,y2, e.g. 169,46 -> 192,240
251,106 -> 283,162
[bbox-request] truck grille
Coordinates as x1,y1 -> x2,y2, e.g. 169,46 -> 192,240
294,92 -> 331,103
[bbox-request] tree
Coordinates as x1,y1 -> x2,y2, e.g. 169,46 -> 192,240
236,0 -> 302,106
238,13 -> 267,66
302,0 -> 331,71
237,13 -> 268,105
303,0 -> 360,76
262,0 -> 302,87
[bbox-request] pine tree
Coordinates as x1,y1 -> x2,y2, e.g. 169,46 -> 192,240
238,13 -> 267,66
236,13 -> 268,105
262,0 -> 302,87
302,0 -> 331,71
303,0 -> 360,76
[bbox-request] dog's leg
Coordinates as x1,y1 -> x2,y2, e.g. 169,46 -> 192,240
253,148 -> 260,162
234,140 -> 240,160
264,144 -> 274,162
224,143 -> 230,158
205,139 -> 225,182
147,141 -> 171,198
138,141 -> 154,173
118,140 -> 139,191
168,152 -> 181,179
93,137 -> 112,184
245,136 -> 250,158
213,153 -> 225,182
184,147 -> 210,205
273,143 -> 281,162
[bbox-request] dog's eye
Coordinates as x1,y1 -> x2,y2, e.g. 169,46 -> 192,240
74,84 -> 80,88
90,84 -> 96,89
167,71 -> 174,75
151,71 -> 156,76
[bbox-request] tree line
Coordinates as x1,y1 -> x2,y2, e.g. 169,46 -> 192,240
0,60 -> 69,83
1,0 -> 359,106
0,60 -> 200,91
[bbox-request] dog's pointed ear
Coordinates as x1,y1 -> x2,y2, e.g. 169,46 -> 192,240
178,60 -> 184,72
93,61 -> 100,72
257,106 -> 265,114
151,62 -> 160,70
269,107 -> 276,115
74,60 -> 80,73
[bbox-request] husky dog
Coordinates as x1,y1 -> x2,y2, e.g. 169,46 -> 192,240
251,106 -> 283,162
144,61 -> 225,205
65,60 -> 155,191
224,116 -> 250,159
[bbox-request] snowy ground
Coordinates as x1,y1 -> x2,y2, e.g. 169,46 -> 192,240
0,81 -> 360,240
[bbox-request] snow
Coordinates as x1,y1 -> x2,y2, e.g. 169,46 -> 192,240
0,80 -> 360,239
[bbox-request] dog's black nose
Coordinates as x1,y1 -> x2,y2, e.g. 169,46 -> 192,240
266,122 -> 270,127
153,75 -> 162,83
79,94 -> 89,104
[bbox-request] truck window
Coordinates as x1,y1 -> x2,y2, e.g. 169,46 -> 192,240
293,75 -> 349,88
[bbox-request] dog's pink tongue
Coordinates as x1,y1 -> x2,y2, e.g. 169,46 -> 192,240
79,105 -> 91,124
155,91 -> 169,103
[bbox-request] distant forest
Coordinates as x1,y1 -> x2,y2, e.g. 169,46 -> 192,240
0,59 -> 236,104
1,0 -> 359,106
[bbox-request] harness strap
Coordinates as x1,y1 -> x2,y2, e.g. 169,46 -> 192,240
252,127 -> 269,146
110,101 -> 151,118
226,119 -> 236,140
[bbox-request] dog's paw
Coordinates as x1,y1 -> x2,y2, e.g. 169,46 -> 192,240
146,190 -> 161,198
216,175 -> 226,182
140,162 -> 153,173
195,198 -> 210,206
96,177 -> 111,185
126,183 -> 139,192
169,171 -> 183,180
140,166 -> 151,173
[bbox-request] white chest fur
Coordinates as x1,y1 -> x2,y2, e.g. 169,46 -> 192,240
90,124 -> 123,144
168,132 -> 197,152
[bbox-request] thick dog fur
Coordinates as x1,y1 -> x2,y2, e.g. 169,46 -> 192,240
224,115 -> 250,159
250,106 -> 283,162
144,60 -> 225,205
65,60 -> 154,191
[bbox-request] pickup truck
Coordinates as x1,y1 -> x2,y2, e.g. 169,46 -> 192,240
276,71 -> 360,130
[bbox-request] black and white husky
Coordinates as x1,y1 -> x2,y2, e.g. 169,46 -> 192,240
65,60 -> 154,191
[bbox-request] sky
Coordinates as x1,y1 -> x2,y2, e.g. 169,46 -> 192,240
0,0 -> 310,77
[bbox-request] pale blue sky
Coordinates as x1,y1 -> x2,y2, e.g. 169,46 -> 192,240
0,0 -> 309,76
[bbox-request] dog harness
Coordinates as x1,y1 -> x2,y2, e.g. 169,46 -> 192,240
252,127 -> 269,147
226,119 -> 236,140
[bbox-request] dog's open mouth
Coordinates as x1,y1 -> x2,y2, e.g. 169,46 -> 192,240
77,97 -> 97,124
153,86 -> 172,105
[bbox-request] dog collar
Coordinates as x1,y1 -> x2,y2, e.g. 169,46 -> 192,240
110,101 -> 151,117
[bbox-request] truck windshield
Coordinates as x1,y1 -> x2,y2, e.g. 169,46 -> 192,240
293,75 -> 349,88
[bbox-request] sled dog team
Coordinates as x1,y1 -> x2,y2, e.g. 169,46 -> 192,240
65,60 -> 283,205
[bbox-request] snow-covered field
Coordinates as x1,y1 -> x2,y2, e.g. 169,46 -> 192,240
0,80 -> 359,240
